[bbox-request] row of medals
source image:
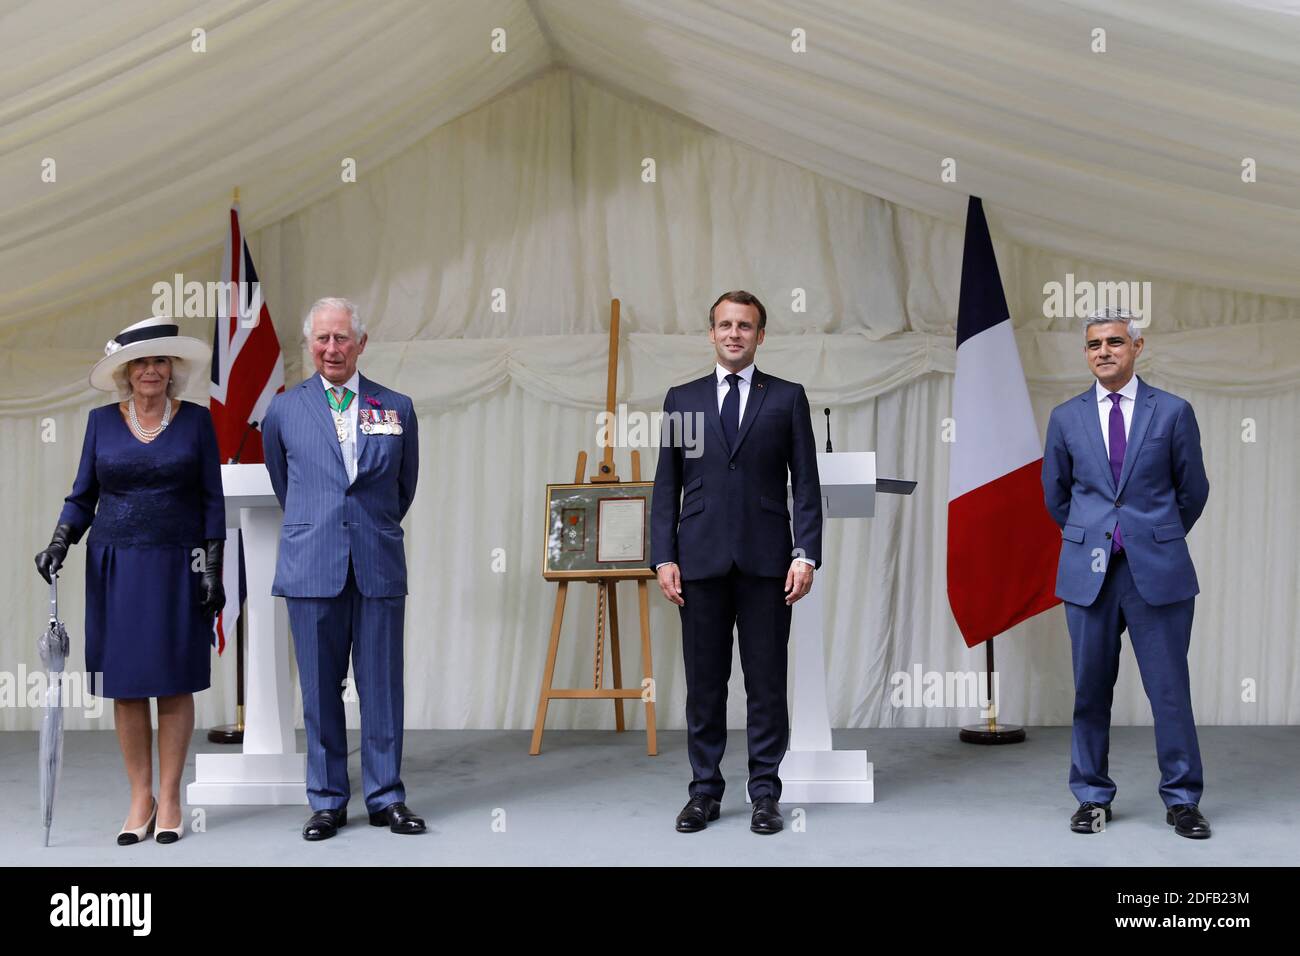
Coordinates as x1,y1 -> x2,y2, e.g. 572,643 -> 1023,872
334,407 -> 403,441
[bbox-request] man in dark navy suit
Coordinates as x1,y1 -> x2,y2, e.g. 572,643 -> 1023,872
651,290 -> 822,835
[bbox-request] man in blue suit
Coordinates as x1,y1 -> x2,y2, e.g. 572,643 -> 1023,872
263,297 -> 424,841
651,290 -> 822,835
1042,308 -> 1211,839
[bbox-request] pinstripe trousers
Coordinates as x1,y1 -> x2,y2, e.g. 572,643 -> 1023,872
286,558 -> 407,813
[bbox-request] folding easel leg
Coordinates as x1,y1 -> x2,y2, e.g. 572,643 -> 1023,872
608,582 -> 625,732
530,581 -> 569,755
637,579 -> 657,755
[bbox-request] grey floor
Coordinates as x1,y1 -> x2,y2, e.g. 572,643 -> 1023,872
2,727 -> 1296,866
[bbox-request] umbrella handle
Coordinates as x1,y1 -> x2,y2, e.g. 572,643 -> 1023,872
49,574 -> 58,621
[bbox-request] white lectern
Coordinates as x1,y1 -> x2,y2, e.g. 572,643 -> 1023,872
773,451 -> 913,803
187,464 -> 306,804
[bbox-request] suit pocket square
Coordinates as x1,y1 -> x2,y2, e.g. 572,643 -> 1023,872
1061,524 -> 1086,543
1153,522 -> 1186,542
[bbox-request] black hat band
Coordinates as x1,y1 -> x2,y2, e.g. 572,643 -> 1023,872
115,323 -> 179,347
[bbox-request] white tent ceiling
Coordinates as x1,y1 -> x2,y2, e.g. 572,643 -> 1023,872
2,0 -> 1298,326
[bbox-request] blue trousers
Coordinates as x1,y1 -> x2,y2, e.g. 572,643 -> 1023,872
679,566 -> 792,801
286,560 -> 407,813
1065,549 -> 1203,808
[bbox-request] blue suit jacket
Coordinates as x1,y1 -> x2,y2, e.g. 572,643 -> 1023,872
1042,376 -> 1208,608
650,368 -> 822,580
263,372 -> 418,598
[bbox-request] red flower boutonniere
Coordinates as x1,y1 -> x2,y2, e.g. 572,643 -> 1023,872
364,395 -> 382,408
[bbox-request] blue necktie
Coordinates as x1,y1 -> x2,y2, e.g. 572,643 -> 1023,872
721,373 -> 740,450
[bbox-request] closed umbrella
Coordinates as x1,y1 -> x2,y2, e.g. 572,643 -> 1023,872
37,574 -> 71,847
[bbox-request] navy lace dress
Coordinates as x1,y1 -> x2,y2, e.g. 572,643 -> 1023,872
58,401 -> 225,698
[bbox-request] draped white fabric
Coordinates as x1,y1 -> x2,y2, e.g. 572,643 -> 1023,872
536,0 -> 1300,298
1,69 -> 1296,731
4,0 -> 1299,328
0,0 -> 553,324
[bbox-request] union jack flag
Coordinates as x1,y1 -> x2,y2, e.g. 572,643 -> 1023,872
210,203 -> 284,651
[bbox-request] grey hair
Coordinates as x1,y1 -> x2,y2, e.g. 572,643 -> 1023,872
112,356 -> 190,400
1084,308 -> 1143,342
302,297 -> 366,340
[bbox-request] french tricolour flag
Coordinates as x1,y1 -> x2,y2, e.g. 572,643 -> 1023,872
947,197 -> 1060,647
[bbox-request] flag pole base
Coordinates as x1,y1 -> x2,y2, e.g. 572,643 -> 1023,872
959,723 -> 1025,745
207,723 -> 245,745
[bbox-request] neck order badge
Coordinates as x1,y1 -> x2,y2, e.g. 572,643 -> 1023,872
328,387 -> 353,443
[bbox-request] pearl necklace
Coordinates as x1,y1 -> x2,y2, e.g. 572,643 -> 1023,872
128,396 -> 171,440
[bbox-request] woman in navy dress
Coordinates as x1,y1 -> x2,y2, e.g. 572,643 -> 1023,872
34,317 -> 225,846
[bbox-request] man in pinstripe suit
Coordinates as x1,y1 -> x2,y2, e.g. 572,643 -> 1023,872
263,297 -> 424,841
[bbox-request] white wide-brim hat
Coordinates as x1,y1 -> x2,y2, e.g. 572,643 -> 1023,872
89,317 -> 211,392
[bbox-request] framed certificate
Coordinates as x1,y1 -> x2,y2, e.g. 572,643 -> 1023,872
596,497 -> 646,563
543,481 -> 655,580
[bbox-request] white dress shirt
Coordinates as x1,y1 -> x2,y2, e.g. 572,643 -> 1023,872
1095,375 -> 1138,457
323,369 -> 360,483
716,362 -> 755,420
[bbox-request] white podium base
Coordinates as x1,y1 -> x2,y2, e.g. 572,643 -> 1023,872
755,749 -> 875,804
187,753 -> 308,806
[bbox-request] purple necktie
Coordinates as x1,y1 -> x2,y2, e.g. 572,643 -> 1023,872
1107,393 -> 1125,552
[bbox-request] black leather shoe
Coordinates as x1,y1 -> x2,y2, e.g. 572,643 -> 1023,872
302,807 -> 347,841
1167,803 -> 1211,839
750,796 -> 783,835
674,794 -> 720,832
1070,802 -> 1112,833
369,801 -> 426,834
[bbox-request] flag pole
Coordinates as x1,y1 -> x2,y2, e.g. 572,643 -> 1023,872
959,636 -> 1025,744
207,602 -> 247,744
208,183 -> 247,745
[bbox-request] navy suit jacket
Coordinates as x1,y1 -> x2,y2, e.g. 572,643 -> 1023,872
262,372 -> 418,598
1042,376 -> 1208,608
650,368 -> 822,580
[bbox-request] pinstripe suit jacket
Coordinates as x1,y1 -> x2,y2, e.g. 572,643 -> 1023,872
263,372 -> 418,598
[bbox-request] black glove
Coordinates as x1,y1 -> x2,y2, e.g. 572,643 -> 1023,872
34,523 -> 75,584
199,538 -> 226,620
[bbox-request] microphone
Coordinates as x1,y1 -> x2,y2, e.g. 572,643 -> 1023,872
231,420 -> 260,464
823,408 -> 833,453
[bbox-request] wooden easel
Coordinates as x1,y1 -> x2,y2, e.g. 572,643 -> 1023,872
530,299 -> 658,756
